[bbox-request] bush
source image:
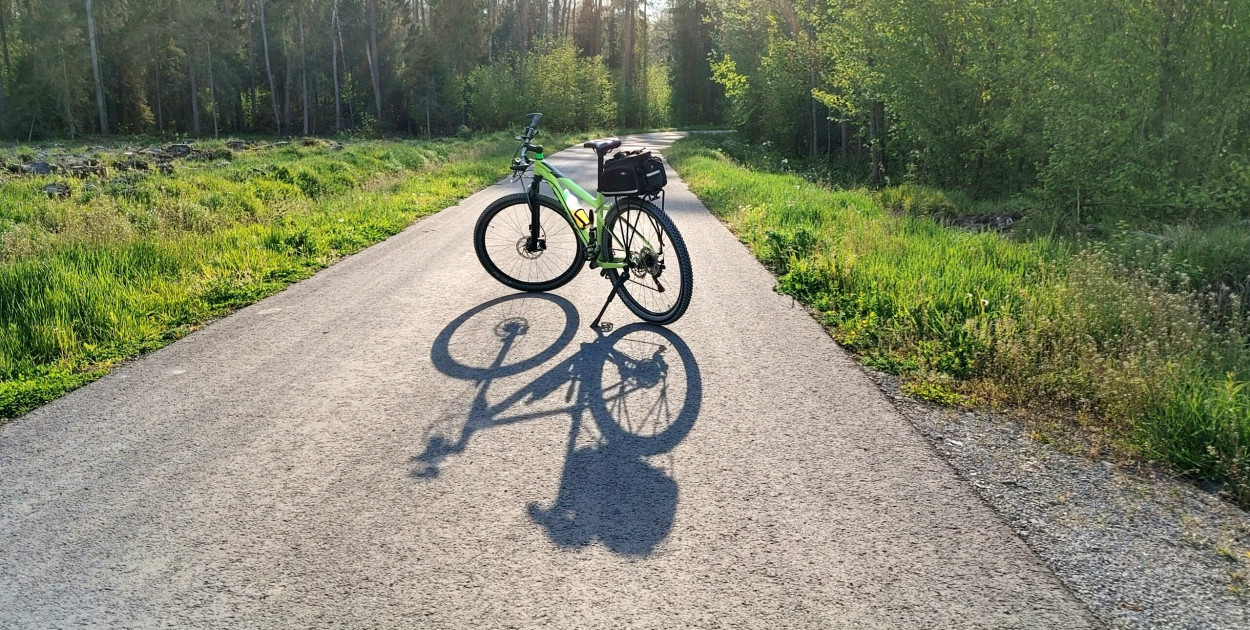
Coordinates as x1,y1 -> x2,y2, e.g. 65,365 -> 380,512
467,40 -> 617,132
669,134 -> 1250,504
0,135 -> 517,420
878,185 -> 957,218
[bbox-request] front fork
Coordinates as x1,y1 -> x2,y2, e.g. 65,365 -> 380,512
526,178 -> 545,253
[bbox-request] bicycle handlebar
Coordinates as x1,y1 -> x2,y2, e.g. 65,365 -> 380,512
512,113 -> 545,172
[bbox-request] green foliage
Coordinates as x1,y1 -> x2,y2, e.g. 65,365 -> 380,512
670,133 -> 1250,504
667,0 -> 722,125
713,19 -> 819,156
709,0 -> 1250,219
763,226 -> 819,272
878,185 -> 957,218
1140,374 -> 1250,504
902,379 -> 974,407
0,134 -> 517,418
0,0 -> 671,139
467,41 -> 617,132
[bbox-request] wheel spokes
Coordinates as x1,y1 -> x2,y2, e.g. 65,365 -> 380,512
484,203 -> 579,286
610,206 -> 683,316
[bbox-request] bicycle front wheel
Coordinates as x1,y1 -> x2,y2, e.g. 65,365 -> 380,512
600,197 -> 693,325
474,193 -> 585,292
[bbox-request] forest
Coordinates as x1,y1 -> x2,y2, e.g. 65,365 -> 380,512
0,0 -> 678,137
1,0 -> 1246,211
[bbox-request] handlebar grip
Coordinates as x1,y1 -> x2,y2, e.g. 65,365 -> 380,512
527,113 -> 543,127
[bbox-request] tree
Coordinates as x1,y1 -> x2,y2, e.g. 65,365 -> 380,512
85,0 -> 107,134
260,0 -> 281,133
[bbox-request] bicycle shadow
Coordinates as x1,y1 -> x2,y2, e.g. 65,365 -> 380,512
415,293 -> 702,556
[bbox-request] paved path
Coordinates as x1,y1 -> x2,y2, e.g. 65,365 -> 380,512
0,134 -> 1099,628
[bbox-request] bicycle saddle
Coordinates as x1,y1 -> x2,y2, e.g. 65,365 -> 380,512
583,137 -> 622,155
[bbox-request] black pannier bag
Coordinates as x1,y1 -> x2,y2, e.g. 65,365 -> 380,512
598,149 -> 667,196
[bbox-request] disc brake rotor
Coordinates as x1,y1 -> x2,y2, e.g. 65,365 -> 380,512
516,235 -> 544,260
632,247 -> 664,278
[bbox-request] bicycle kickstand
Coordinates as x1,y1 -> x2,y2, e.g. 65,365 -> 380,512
589,269 -> 629,332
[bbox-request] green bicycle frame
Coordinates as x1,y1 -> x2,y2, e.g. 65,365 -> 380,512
523,148 -> 653,270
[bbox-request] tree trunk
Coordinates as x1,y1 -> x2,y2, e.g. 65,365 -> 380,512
367,0 -> 383,127
364,38 -> 373,110
593,0 -> 602,57
155,58 -> 164,131
283,43 -> 292,133
337,16 -> 354,125
520,0 -> 529,53
0,66 -> 8,137
189,50 -> 200,135
0,4 -> 11,76
207,40 -> 219,138
235,88 -> 244,132
61,51 -> 76,139
639,0 -> 648,125
623,0 -> 635,87
299,8 -> 309,135
0,5 -> 7,136
85,0 -> 108,134
810,66 -> 817,159
260,0 -> 281,134
246,0 -> 256,127
331,0 -> 342,132
870,100 -> 884,184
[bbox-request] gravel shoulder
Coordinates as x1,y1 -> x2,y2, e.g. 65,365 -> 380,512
868,372 -> 1250,629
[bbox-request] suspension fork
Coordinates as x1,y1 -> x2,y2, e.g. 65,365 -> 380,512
526,177 -> 544,253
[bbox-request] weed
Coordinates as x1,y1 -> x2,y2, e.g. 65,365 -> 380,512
902,378 -> 974,407
668,133 -> 1250,506
0,134 -> 522,419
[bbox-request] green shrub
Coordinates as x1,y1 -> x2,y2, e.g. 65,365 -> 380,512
0,134 -> 518,420
878,185 -> 957,218
902,379 -> 974,407
467,40 -> 617,132
669,134 -> 1250,504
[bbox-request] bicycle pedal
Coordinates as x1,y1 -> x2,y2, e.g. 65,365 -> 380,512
597,322 -> 614,333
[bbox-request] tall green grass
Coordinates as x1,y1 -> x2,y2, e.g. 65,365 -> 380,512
668,134 -> 1250,505
0,135 -> 518,418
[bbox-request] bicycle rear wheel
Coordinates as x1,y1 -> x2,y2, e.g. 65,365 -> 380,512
474,193 -> 585,292
600,197 -> 693,325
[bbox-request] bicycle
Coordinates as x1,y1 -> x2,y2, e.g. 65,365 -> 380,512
473,113 -> 694,329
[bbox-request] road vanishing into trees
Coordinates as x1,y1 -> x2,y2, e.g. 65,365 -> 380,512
0,134 -> 1098,628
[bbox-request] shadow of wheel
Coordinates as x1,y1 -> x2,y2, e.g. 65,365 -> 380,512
429,292 -> 580,381
588,323 -> 702,456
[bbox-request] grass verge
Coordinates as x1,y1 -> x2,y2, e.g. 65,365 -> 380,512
0,134 -> 521,419
667,134 -> 1250,505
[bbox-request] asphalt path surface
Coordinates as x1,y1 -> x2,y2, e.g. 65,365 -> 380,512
0,133 -> 1100,628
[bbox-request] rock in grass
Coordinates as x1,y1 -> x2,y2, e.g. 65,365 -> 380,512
42,183 -> 70,198
157,162 -> 175,175
69,164 -> 108,178
22,161 -> 54,176
118,158 -> 150,172
164,144 -> 193,158
191,148 -> 234,162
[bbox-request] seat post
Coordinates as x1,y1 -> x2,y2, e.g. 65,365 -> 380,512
597,152 -> 605,179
